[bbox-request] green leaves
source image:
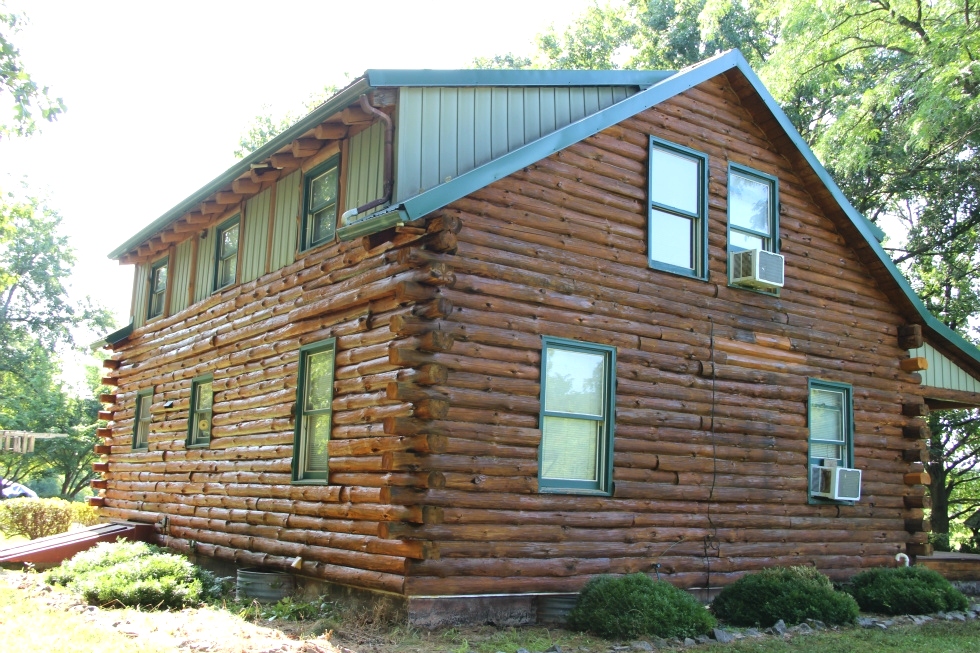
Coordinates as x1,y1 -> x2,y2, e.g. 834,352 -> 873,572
0,9 -> 65,140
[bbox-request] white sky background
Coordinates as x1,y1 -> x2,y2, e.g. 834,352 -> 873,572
0,0 -> 607,387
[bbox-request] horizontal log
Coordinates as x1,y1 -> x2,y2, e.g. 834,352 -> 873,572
904,471 -> 931,486
90,479 -> 108,490
898,324 -> 924,350
899,357 -> 928,372
87,496 -> 105,507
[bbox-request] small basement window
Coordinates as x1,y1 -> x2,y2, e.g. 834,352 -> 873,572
538,337 -> 616,495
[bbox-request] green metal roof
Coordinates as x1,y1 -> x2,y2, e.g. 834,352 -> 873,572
363,69 -> 673,88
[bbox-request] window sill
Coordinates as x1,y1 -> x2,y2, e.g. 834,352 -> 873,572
648,261 -> 707,281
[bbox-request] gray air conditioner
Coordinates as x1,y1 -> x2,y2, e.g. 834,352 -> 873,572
810,465 -> 862,501
730,249 -> 785,290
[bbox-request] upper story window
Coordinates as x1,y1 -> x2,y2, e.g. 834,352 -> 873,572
133,389 -> 153,450
214,215 -> 240,291
293,338 -> 336,483
728,164 -> 778,254
302,156 -> 340,250
186,376 -> 213,448
648,138 -> 708,279
147,256 -> 169,320
538,337 -> 616,495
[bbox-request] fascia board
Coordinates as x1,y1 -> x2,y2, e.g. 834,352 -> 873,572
365,69 -> 674,88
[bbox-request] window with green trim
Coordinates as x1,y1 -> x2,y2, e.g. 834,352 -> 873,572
728,164 -> 778,255
214,216 -> 240,291
648,138 -> 708,279
808,379 -> 854,498
186,376 -> 213,447
133,389 -> 153,450
147,256 -> 168,320
302,157 -> 340,250
538,337 -> 616,494
292,339 -> 336,482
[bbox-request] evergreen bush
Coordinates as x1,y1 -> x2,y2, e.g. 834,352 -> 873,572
847,566 -> 968,615
711,566 -> 859,627
45,541 -> 221,609
566,573 -> 716,640
0,497 -> 74,539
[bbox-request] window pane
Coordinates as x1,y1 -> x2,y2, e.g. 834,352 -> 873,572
197,382 -> 213,411
651,148 -> 699,214
149,292 -> 164,317
650,209 -> 693,269
811,389 -> 844,442
152,265 -> 167,293
140,394 -> 153,416
545,348 -> 605,416
311,167 -> 338,209
311,207 -> 335,244
541,416 -> 599,481
729,230 -> 764,252
811,441 -> 842,463
305,350 -> 335,411
218,256 -> 236,288
221,225 -> 239,256
730,173 -> 771,234
304,413 -> 331,472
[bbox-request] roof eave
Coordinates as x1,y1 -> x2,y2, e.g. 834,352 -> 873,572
108,76 -> 373,260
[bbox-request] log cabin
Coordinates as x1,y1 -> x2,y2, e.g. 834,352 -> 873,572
94,50 -> 980,624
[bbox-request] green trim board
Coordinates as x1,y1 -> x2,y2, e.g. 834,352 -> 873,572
538,337 -> 616,495
807,378 -> 855,504
186,375 -> 214,448
292,338 -> 336,483
647,136 -> 709,279
132,388 -> 154,451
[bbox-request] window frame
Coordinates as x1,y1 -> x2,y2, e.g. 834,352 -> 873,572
726,163 -> 779,253
292,338 -> 337,483
213,214 -> 241,292
132,388 -> 154,451
807,378 -> 855,504
186,375 -> 214,449
647,137 -> 709,280
538,336 -> 616,495
147,255 -> 169,321
301,155 -> 341,251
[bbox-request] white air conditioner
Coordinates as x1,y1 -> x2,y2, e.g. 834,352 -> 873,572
810,465 -> 862,501
730,249 -> 785,290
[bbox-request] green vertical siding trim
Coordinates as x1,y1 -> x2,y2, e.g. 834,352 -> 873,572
270,171 -> 300,271
170,239 -> 193,314
242,189 -> 271,283
393,85 -> 639,203
345,122 -> 385,217
910,343 -> 980,393
132,262 -> 148,328
194,227 -> 216,302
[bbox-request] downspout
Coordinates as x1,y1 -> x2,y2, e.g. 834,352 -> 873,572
340,94 -> 394,223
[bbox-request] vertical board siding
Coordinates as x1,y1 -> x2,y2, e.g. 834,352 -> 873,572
910,343 -> 980,392
345,122 -> 385,217
194,227 -> 216,302
170,239 -> 193,314
242,190 -> 271,284
395,85 -> 639,201
269,171 -> 300,271
132,262 -> 149,328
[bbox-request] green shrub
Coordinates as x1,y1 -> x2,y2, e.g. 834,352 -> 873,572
45,541 -> 220,609
69,502 -> 101,528
847,566 -> 968,615
566,573 -> 716,640
0,497 -> 74,539
711,566 -> 859,627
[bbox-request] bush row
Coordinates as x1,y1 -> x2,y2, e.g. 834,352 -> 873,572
0,497 -> 99,539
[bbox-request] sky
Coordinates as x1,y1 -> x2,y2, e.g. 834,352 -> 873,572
0,0 -> 610,385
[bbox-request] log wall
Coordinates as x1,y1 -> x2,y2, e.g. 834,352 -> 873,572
395,73 -> 930,595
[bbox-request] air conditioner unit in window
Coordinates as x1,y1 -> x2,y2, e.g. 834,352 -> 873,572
730,249 -> 785,290
810,465 -> 862,501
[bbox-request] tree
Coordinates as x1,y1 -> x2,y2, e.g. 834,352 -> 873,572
0,6 -> 64,139
234,84 -> 340,158
927,410 -> 980,541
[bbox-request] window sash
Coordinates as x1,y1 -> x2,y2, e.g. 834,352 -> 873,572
215,220 -> 239,290
808,380 -> 853,496
148,261 -> 168,319
648,139 -> 706,278
293,340 -> 336,482
188,380 -> 213,447
539,338 -> 615,494
304,159 -> 340,249
134,392 -> 152,449
727,166 -> 777,255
